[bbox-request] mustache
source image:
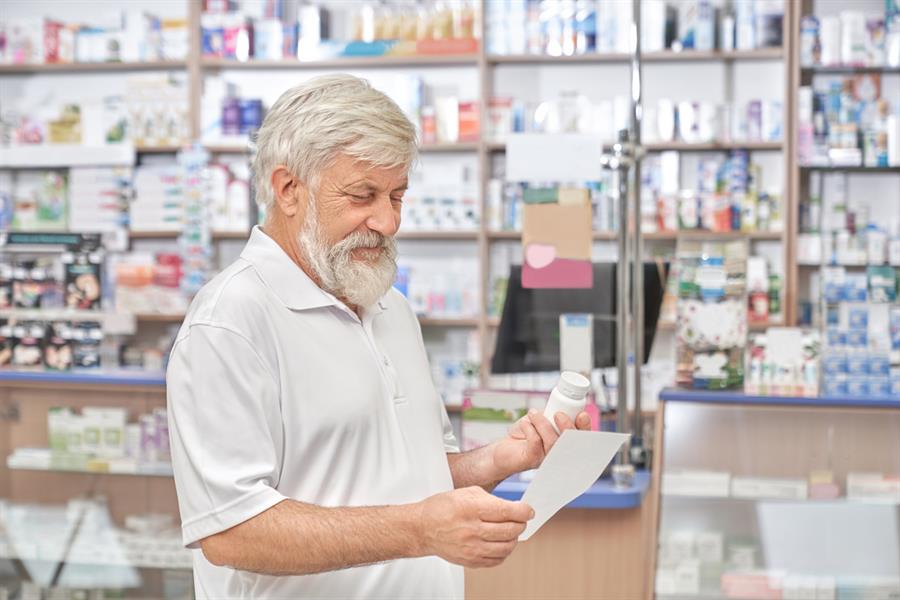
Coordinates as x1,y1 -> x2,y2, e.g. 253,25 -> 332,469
330,230 -> 394,256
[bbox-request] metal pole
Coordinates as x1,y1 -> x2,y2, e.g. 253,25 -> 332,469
615,133 -> 630,465
629,0 -> 645,463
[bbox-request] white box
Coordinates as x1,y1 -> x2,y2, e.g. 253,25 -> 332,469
662,470 -> 731,497
731,477 -> 808,499
695,531 -> 724,562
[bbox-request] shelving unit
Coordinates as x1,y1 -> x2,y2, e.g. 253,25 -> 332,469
0,0 -> 826,389
785,0 -> 900,328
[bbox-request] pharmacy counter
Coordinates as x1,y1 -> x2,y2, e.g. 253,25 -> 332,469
650,389 -> 900,599
493,469 -> 651,509
0,369 -> 167,389
659,388 -> 900,409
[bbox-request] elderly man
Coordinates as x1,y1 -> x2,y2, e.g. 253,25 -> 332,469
166,74 -> 590,599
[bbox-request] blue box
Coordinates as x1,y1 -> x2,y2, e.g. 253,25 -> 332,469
847,376 -> 868,397
846,274 -> 868,302
823,354 -> 848,375
848,306 -> 868,329
846,353 -> 869,376
869,354 -> 890,377
825,328 -> 845,348
823,377 -> 848,396
867,377 -> 891,397
846,329 -> 868,348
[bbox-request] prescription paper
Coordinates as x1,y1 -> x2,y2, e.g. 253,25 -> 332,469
520,430 -> 630,541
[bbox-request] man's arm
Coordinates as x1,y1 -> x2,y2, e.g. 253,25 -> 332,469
200,486 -> 534,575
447,410 -> 593,491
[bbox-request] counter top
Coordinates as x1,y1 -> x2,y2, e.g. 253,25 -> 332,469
0,369 -> 166,388
660,389 -> 900,409
492,469 -> 650,509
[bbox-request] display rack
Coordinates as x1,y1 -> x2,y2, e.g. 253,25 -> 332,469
0,0 -> 808,390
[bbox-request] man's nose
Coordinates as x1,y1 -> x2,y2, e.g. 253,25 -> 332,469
365,195 -> 400,237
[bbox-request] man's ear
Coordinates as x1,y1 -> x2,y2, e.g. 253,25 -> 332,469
271,166 -> 306,218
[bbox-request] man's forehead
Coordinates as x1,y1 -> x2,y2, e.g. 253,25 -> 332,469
327,156 -> 409,186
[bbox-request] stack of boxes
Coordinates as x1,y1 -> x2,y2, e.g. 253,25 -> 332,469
820,266 -> 899,397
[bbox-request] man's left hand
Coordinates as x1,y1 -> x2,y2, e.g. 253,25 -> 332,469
490,409 -> 592,480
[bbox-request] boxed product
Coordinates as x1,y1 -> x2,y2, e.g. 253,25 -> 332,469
846,472 -> 900,502
662,470 -> 731,497
11,171 -> 68,231
731,476 -> 808,500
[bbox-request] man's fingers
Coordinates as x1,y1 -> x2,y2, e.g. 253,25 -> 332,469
554,412 -> 575,431
480,540 -> 518,559
479,498 -> 535,523
507,416 -> 528,440
480,521 -> 527,542
575,411 -> 592,430
528,412 -> 559,454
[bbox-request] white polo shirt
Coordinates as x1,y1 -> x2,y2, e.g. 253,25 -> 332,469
166,226 -> 462,599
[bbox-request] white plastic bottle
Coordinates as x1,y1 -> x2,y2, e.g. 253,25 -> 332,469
543,371 -> 592,433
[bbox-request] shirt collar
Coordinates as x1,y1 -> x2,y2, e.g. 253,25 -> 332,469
240,226 -> 390,315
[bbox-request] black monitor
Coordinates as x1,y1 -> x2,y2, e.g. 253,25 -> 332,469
491,262 -> 668,373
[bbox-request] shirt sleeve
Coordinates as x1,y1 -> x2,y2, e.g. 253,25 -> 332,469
166,324 -> 286,548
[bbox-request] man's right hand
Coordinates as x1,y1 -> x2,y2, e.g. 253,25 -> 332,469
416,486 -> 534,568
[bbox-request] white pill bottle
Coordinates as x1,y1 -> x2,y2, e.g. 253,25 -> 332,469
543,371 -> 592,433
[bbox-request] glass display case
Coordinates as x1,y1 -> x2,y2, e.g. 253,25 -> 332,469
0,372 -> 191,600
653,391 -> 900,599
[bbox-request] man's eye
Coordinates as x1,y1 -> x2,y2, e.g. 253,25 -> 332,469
350,194 -> 373,201
391,196 -> 404,204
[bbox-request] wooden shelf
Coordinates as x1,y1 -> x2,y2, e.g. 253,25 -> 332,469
420,142 -> 479,152
487,48 -> 783,65
135,145 -> 185,154
800,165 -> 900,173
801,65 -> 900,75
489,230 -> 781,241
644,141 -> 783,152
134,313 -> 186,323
487,52 -> 631,65
417,317 -> 480,327
487,140 -> 782,153
0,60 -> 186,74
643,48 -> 784,62
396,230 -> 479,240
130,231 -> 249,240
201,54 -> 478,70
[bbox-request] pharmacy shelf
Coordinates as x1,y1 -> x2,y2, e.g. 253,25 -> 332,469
801,65 -> 900,75
200,54 -> 478,70
0,369 -> 166,387
660,388 -> 900,409
6,458 -> 174,477
644,140 -> 783,152
396,230 -> 479,240
643,47 -> 784,61
135,145 -> 186,154
660,493 -> 899,506
417,317 -> 480,327
487,52 -> 631,65
493,469 -> 651,509
487,140 -> 782,153
0,144 -> 136,168
129,230 -> 250,240
486,48 -> 782,65
0,309 -> 136,334
487,230 -> 781,241
799,165 -> 900,173
0,60 -> 187,74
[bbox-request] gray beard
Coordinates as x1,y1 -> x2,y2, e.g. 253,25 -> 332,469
298,199 -> 398,308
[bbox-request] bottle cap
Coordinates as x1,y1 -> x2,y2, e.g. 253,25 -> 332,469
557,371 -> 591,399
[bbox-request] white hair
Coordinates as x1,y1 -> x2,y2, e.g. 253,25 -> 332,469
252,74 -> 418,212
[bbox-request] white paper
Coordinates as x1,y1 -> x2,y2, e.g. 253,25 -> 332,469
506,133 -> 605,182
519,430 -> 630,540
